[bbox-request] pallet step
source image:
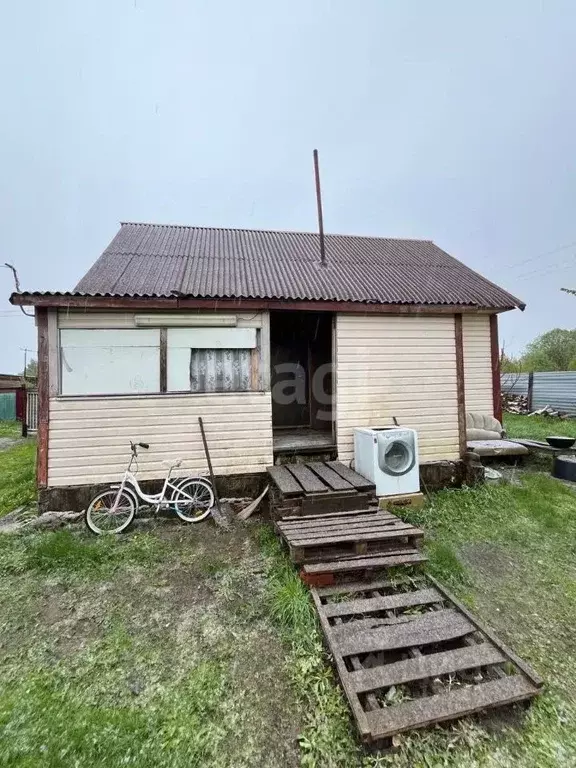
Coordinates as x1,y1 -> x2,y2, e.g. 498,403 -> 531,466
277,509 -> 424,565
268,461 -> 376,517
302,550 -> 428,575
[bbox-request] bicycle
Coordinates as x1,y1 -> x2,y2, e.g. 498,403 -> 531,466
84,441 -> 215,535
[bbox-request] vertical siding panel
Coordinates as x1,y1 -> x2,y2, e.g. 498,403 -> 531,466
462,315 -> 493,415
335,315 -> 460,463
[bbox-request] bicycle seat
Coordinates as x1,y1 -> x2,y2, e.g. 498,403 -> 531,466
162,458 -> 183,469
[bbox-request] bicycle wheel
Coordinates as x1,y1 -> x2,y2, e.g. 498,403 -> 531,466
171,478 -> 214,523
85,489 -> 136,535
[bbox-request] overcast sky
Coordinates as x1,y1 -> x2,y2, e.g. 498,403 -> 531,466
1,0 -> 575,373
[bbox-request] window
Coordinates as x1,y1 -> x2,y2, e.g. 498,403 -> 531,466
58,325 -> 261,396
189,349 -> 252,392
167,327 -> 258,392
60,329 -> 160,395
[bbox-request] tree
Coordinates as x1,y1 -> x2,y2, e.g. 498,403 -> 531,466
522,328 -> 576,371
500,353 -> 525,373
23,358 -> 37,378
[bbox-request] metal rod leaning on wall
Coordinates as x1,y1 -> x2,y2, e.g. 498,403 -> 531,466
198,416 -> 227,528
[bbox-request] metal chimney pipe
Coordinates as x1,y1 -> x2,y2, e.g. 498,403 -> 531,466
313,149 -> 327,266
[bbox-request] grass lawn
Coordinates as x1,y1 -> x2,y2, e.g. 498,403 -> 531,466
0,420 -> 21,439
504,412 -> 576,441
1,427 -> 576,766
0,433 -> 36,518
0,523 -> 306,768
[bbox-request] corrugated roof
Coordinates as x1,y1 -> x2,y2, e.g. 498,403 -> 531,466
61,222 -> 524,309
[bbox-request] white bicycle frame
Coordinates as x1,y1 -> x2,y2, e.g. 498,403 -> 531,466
110,449 -> 209,514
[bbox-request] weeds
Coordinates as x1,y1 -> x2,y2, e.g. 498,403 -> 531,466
0,522 -> 303,768
0,529 -> 167,578
0,654 -> 229,768
0,420 -> 21,439
255,524 -> 359,767
0,440 -> 36,517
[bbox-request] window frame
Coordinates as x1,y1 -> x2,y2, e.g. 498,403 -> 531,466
57,324 -> 263,398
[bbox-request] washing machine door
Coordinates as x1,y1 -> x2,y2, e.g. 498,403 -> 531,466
377,437 -> 416,476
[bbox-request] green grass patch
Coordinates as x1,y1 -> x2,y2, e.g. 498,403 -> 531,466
0,523 -> 303,767
0,440 -> 36,517
0,641 -> 229,767
0,420 -> 20,439
0,529 -> 167,579
255,524 -> 360,767
391,474 -> 576,766
504,412 -> 576,441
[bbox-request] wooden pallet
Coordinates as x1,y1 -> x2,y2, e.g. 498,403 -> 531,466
311,576 -> 543,744
276,509 -> 424,565
301,551 -> 427,586
268,461 -> 375,518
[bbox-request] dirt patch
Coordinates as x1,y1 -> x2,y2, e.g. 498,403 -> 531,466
0,437 -> 24,452
459,541 -> 520,581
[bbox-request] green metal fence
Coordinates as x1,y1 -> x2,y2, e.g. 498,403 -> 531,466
0,392 -> 16,421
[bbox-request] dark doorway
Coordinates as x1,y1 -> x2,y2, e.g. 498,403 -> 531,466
270,311 -> 334,452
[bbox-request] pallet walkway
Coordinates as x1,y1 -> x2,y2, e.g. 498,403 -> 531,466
267,460 -> 375,517
311,576 -> 543,744
269,463 -> 543,742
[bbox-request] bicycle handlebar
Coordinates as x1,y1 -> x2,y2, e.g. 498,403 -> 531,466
130,441 -> 150,454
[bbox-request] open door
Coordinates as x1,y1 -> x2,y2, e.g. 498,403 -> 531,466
270,311 -> 334,453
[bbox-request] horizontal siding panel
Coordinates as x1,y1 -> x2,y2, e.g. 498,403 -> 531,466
50,428 -> 271,444
339,316 -> 455,328
337,405 -> 459,416
50,416 -> 271,432
49,438 -> 273,458
49,449 -> 273,470
462,315 -> 493,416
49,395 -> 272,414
337,375 -> 458,387
48,392 -> 273,486
47,465 -> 268,485
335,314 -> 460,463
337,360 -> 456,374
337,343 -> 458,352
337,389 -> 457,404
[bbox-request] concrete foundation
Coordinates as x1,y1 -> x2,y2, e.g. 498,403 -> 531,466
38,458 -> 482,513
419,457 -> 484,491
39,473 -> 269,514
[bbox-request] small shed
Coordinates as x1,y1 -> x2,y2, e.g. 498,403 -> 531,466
10,223 -> 524,509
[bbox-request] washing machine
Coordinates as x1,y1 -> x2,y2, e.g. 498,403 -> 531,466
353,427 -> 420,497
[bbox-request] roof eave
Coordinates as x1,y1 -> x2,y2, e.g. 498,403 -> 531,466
9,292 -> 523,314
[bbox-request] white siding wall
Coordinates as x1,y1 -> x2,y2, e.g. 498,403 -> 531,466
335,314 -> 460,463
48,393 -> 273,485
48,310 -> 272,486
462,314 -> 493,415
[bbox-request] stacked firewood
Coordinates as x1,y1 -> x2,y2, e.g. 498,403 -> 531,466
502,392 -> 529,414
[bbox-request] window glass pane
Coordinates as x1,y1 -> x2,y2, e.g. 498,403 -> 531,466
167,327 -> 258,392
60,329 -> 160,395
190,349 -> 251,392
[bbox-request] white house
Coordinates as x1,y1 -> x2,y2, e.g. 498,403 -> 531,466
11,223 -> 524,509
